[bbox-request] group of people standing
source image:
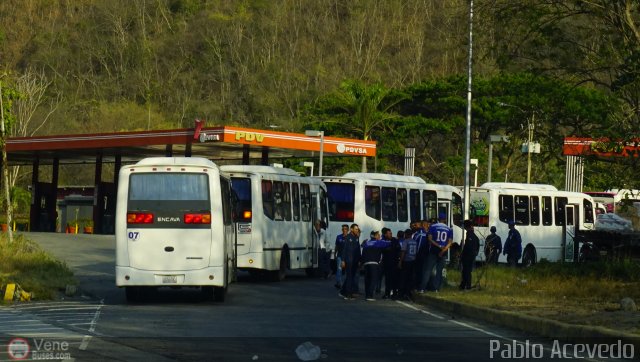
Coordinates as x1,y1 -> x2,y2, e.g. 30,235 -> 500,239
314,216 -> 525,302
331,215 -> 458,301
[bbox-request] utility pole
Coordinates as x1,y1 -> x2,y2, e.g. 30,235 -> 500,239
0,79 -> 14,243
527,113 -> 535,184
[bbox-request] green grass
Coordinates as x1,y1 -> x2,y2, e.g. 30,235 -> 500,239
439,260 -> 640,333
0,234 -> 76,301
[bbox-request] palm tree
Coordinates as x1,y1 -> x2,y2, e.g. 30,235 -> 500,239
307,80 -> 406,172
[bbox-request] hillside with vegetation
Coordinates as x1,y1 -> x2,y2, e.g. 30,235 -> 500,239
0,0 -> 638,191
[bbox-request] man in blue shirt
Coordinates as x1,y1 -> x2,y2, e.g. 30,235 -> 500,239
422,213 -> 453,292
503,220 -> 522,267
361,230 -> 388,301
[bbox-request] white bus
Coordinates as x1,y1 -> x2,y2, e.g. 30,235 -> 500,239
220,165 -> 329,280
320,173 -> 464,245
115,157 -> 235,302
470,182 -> 596,265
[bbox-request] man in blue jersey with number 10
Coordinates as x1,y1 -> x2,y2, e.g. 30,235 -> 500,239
422,213 -> 453,292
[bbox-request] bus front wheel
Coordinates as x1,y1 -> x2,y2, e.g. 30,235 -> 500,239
522,246 -> 537,267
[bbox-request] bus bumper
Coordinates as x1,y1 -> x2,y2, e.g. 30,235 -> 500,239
116,266 -> 225,287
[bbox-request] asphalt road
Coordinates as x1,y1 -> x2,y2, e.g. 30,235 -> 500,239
0,232 -> 604,362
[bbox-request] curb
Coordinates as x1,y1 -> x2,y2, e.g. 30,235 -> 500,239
414,293 -> 640,349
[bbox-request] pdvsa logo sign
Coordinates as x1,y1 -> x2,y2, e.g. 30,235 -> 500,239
336,143 -> 368,155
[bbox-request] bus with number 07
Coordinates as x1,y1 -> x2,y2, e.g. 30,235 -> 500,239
115,157 -> 235,302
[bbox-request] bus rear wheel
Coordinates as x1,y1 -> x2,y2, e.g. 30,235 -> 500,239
522,246 -> 537,267
271,250 -> 288,281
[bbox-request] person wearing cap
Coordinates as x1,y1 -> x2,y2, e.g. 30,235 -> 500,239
460,219 -> 480,290
484,226 -> 502,264
361,230 -> 387,301
503,220 -> 522,267
422,213 -> 454,292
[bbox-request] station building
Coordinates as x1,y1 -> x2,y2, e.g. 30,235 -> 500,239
5,122 -> 376,233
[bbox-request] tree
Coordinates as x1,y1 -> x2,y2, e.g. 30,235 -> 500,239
304,79 -> 407,172
11,68 -> 61,187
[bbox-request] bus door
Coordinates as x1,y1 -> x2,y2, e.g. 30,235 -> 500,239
230,177 -> 252,256
310,192 -> 319,267
563,204 -> 578,262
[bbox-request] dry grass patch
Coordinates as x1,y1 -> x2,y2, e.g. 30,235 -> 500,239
0,234 -> 76,301
439,260 -> 640,334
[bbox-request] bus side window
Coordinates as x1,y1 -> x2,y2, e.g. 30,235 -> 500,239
554,197 -> 568,226
499,195 -> 514,223
423,190 -> 437,220
409,189 -> 421,221
301,184 -> 311,222
530,196 -> 540,226
365,186 -> 381,220
273,181 -> 284,221
452,192 -> 463,227
382,187 -> 397,221
292,183 -> 300,221
262,180 -> 274,220
583,199 -> 594,224
397,188 -> 408,222
515,195 -> 529,225
283,182 -> 292,221
542,196 -> 553,226
320,188 -> 329,226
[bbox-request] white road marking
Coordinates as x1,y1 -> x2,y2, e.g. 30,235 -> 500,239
395,299 -> 604,362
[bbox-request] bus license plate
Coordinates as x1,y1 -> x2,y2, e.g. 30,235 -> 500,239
162,275 -> 178,284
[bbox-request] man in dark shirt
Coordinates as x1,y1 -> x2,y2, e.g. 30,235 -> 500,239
503,220 -> 522,267
484,226 -> 502,264
460,219 -> 480,290
339,224 -> 361,300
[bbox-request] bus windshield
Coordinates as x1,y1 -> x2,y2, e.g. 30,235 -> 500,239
326,182 -> 355,222
129,173 -> 209,201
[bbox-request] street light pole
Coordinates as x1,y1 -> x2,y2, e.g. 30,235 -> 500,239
527,113 -> 535,184
305,130 -> 325,177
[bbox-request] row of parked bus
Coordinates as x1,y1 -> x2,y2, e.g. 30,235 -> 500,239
115,157 -> 597,302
